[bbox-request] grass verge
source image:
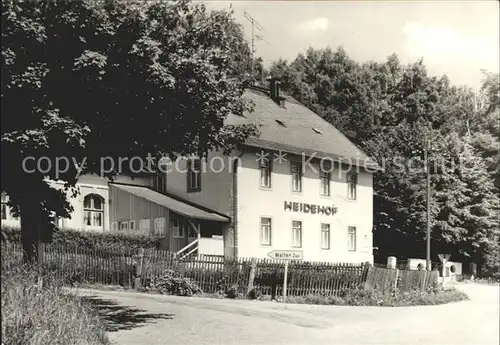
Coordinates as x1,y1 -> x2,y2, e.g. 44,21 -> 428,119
74,280 -> 469,307
1,266 -> 110,345
284,286 -> 469,307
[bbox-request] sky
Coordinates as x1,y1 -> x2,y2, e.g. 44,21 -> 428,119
204,1 -> 499,90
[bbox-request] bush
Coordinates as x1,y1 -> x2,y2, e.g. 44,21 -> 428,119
142,269 -> 202,296
286,294 -> 344,305
1,265 -> 109,345
225,284 -> 241,299
247,287 -> 262,300
1,226 -> 162,249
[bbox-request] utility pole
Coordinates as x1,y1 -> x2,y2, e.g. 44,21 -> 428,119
424,136 -> 431,271
244,11 -> 267,83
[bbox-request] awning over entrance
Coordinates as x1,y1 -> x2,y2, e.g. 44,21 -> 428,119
111,183 -> 230,222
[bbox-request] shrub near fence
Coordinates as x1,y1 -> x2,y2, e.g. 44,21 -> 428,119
1,242 -> 138,288
1,226 -> 162,249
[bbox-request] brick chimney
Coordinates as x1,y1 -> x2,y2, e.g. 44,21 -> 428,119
268,76 -> 285,107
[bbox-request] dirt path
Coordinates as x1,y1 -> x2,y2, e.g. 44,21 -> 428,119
74,283 -> 499,345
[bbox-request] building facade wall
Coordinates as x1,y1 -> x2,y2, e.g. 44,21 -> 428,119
164,150 -> 237,256
1,174 -> 152,230
164,151 -> 235,216
2,150 -> 375,264
236,151 -> 374,263
60,174 -> 152,231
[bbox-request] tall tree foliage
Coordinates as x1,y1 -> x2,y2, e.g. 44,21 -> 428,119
1,0 -> 259,262
270,47 -> 499,275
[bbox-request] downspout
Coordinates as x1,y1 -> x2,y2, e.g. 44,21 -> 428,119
232,149 -> 245,259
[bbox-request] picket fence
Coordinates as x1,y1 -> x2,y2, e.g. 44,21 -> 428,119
2,243 -> 439,296
1,242 -> 369,297
365,266 -> 439,293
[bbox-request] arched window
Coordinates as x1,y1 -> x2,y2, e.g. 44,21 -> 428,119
83,194 -> 104,230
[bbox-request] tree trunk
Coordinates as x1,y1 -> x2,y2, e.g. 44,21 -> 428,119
20,198 -> 42,265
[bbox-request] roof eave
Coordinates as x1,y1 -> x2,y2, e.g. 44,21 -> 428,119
243,139 -> 384,173
109,182 -> 231,222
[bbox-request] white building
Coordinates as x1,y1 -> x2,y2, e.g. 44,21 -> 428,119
2,79 -> 381,263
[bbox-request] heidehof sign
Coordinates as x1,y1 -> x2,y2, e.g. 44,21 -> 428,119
284,201 -> 337,216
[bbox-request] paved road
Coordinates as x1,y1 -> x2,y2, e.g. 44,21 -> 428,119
75,283 -> 499,345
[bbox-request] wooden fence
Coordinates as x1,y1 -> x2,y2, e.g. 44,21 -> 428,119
365,266 -> 439,293
398,269 -> 439,292
1,242 -> 369,297
365,266 -> 398,293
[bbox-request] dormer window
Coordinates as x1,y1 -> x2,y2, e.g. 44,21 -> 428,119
312,128 -> 322,134
275,119 -> 286,127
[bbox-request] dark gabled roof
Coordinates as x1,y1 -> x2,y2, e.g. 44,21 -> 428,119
225,87 -> 382,172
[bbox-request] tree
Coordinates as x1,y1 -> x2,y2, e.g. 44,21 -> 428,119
1,0 -> 259,262
270,46 -> 499,272
471,72 -> 500,190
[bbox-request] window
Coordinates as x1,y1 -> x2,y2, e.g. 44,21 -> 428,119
154,217 -> 166,237
83,194 -> 104,230
347,173 -> 357,200
153,171 -> 167,193
171,218 -> 184,238
348,226 -> 357,251
139,219 -> 150,232
260,217 -> 272,246
292,221 -> 302,248
111,222 -> 118,231
119,221 -> 129,231
320,169 -> 330,196
321,223 -> 330,249
129,220 -> 135,230
187,158 -> 201,192
291,162 -> 302,192
260,158 -> 271,188
1,193 -> 17,220
1,193 -> 7,220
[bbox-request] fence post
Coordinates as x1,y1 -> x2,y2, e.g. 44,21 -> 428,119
134,248 -> 144,291
469,262 -> 477,281
394,268 -> 399,293
246,258 -> 257,297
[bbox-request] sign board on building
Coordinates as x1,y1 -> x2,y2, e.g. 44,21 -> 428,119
284,201 -> 337,216
267,250 -> 304,261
